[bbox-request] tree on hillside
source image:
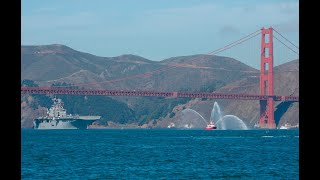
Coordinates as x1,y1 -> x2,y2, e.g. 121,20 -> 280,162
21,79 -> 38,87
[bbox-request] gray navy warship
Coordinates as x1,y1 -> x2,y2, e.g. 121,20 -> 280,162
33,98 -> 101,129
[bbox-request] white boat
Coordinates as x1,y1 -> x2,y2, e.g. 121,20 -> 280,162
167,123 -> 175,128
278,123 -> 299,129
204,121 -> 217,130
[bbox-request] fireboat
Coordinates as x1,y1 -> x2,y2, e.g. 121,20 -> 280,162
205,121 -> 217,130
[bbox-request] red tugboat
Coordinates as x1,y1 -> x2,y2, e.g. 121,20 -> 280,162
205,121 -> 217,130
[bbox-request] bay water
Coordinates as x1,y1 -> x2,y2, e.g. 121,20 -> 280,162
22,129 -> 299,179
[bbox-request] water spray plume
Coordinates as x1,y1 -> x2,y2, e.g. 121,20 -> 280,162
180,101 -> 248,130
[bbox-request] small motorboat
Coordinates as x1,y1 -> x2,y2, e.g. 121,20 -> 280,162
205,121 -> 217,130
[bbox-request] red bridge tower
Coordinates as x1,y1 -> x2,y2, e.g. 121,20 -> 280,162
259,27 -> 276,129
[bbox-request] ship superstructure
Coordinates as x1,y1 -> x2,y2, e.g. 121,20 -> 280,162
33,98 -> 100,129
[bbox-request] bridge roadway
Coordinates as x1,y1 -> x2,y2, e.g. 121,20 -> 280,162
21,87 -> 299,102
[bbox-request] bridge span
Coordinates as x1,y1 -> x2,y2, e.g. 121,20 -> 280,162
21,87 -> 299,102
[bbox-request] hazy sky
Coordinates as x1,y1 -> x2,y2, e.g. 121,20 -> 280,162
22,0 -> 299,68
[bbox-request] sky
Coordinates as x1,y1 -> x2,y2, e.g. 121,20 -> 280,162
22,0 -> 299,68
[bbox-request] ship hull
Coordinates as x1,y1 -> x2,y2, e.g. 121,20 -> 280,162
204,127 -> 217,130
33,119 -> 96,129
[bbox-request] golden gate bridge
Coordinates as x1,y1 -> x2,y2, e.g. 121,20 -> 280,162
21,27 -> 299,129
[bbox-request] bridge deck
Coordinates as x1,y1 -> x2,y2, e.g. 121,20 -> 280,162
21,87 -> 299,102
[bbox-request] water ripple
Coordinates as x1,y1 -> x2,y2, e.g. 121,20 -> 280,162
22,129 -> 299,179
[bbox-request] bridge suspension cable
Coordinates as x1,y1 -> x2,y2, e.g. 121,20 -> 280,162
170,28 -> 262,72
273,35 -> 299,55
207,30 -> 261,55
273,28 -> 299,49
